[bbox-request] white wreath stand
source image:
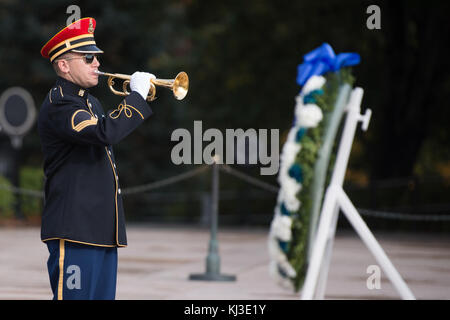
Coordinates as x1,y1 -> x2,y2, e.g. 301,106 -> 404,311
301,87 -> 415,300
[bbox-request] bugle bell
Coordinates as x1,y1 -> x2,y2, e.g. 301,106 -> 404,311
95,70 -> 189,101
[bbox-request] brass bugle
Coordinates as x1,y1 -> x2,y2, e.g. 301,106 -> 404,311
95,70 -> 189,101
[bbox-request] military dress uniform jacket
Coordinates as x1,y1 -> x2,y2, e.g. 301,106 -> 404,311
38,76 -> 153,247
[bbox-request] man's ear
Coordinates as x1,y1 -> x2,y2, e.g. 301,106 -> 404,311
57,59 -> 70,74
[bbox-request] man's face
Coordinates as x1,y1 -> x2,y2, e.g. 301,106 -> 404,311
57,52 -> 101,88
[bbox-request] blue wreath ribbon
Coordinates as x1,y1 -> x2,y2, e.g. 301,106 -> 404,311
296,43 -> 360,86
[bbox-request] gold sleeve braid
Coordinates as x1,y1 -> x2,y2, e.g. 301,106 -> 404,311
71,109 -> 98,132
109,101 -> 144,120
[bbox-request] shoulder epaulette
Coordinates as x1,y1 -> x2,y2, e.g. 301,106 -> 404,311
48,85 -> 65,104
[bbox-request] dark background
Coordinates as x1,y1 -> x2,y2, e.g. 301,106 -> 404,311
0,0 -> 449,231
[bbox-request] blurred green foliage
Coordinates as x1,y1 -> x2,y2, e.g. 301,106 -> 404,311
19,166 -> 44,217
0,175 -> 14,218
0,167 -> 44,219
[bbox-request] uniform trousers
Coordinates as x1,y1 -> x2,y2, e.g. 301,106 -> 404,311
46,239 -> 117,300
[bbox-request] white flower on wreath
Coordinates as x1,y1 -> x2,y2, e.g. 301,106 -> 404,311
278,181 -> 300,211
300,75 -> 326,96
278,140 -> 300,175
295,75 -> 325,128
270,212 -> 293,241
283,192 -> 300,212
278,155 -> 301,212
296,103 -> 323,128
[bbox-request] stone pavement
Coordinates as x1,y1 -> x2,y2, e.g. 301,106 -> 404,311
0,224 -> 449,300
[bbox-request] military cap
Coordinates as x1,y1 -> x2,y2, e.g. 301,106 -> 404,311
41,17 -> 104,62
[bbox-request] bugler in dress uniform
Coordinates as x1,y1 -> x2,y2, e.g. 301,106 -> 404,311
39,17 -> 151,247
39,17 -> 155,299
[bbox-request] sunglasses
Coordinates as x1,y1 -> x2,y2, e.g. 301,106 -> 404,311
63,53 -> 100,64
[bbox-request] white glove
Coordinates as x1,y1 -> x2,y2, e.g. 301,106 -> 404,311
130,72 -> 156,100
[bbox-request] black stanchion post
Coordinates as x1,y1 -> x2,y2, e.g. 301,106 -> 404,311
189,160 -> 236,281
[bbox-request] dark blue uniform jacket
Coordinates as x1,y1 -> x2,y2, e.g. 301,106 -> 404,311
38,76 -> 152,247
